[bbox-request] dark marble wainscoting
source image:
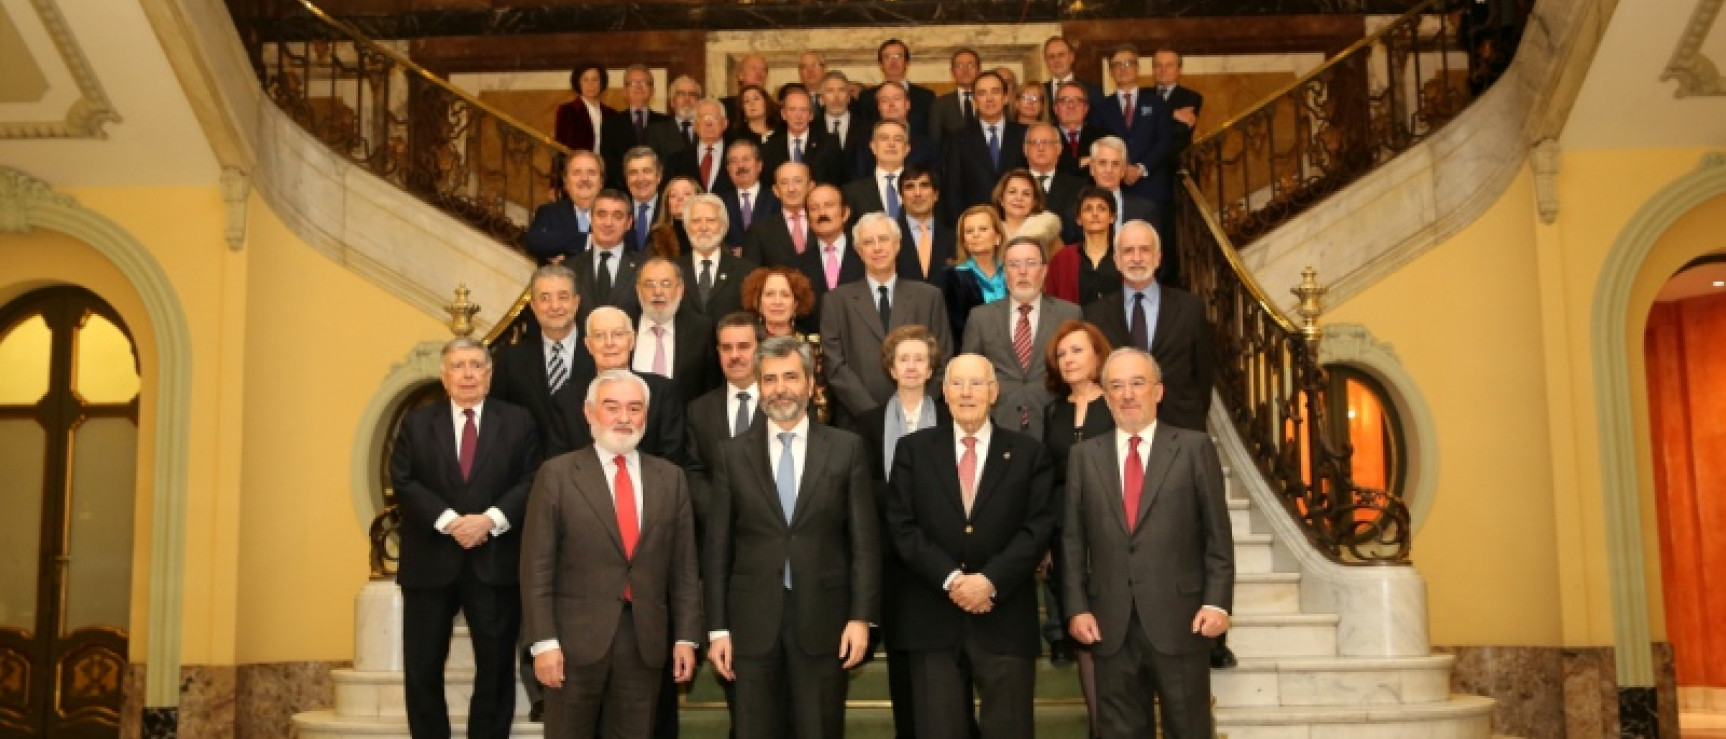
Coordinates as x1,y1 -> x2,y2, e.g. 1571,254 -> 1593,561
122,663 -> 147,739
1436,643 -> 1678,738
235,661 -> 345,739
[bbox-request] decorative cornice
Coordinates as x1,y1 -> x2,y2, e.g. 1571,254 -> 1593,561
0,166 -> 74,231
1661,0 -> 1724,97
0,0 -> 122,139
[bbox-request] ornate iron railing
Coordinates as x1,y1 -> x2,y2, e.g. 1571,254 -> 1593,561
227,0 -> 571,255
1183,0 -> 1526,244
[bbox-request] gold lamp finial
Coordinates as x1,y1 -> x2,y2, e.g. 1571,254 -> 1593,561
446,283 -> 481,338
1291,266 -> 1328,341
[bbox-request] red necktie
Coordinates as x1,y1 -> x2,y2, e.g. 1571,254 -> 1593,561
698,145 -> 714,188
459,409 -> 477,481
959,437 -> 978,515
1013,303 -> 1034,371
1123,435 -> 1143,530
1067,129 -> 1079,158
614,454 -> 639,600
790,211 -> 807,253
1123,91 -> 1135,128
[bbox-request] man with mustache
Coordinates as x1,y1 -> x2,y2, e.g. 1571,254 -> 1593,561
678,193 -> 758,319
521,369 -> 702,739
704,336 -> 881,739
791,184 -> 865,318
633,257 -> 721,408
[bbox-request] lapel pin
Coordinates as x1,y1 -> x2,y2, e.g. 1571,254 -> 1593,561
719,273 -> 728,280
1003,451 -> 1012,460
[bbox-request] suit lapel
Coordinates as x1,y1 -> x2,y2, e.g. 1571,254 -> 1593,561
790,424 -> 831,528
1134,425 -> 1180,533
432,407 -> 463,485
467,404 -> 504,482
745,424 -> 788,529
1090,435 -> 1130,535
638,455 -> 670,544
1032,297 -> 1063,366
574,449 -> 628,556
926,425 -> 965,517
969,427 -> 1013,517
851,284 -> 888,340
1150,290 -> 1179,354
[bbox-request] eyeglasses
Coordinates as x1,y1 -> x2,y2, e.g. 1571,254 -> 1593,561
593,329 -> 634,343
1026,138 -> 1060,146
882,53 -> 906,61
1110,60 -> 1137,69
638,279 -> 679,290
1005,259 -> 1044,270
1019,95 -> 1043,103
1056,96 -> 1087,105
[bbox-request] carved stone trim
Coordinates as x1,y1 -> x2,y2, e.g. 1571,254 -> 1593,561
348,342 -> 443,533
0,0 -> 122,139
219,166 -> 249,251
1316,323 -> 1440,534
1661,0 -> 1725,97
1532,137 -> 1561,225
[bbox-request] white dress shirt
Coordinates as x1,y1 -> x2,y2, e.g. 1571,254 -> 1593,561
943,421 -> 995,590
632,316 -> 678,377
591,242 -> 626,286
434,400 -> 509,537
584,98 -> 605,152
827,111 -> 852,147
727,383 -> 760,437
542,330 -> 582,366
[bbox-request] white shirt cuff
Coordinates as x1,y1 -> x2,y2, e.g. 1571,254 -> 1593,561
1201,605 -> 1229,616
708,630 -> 730,643
484,507 -> 510,537
434,509 -> 458,534
942,570 -> 962,590
675,640 -> 699,648
529,639 -> 560,656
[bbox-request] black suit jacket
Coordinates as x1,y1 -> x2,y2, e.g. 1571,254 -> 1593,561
716,185 -> 780,248
841,175 -> 888,220
684,384 -> 765,529
488,335 -> 595,459
667,141 -> 735,194
739,212 -> 812,268
1082,286 -> 1214,432
885,424 -> 1057,656
633,308 -> 721,412
1039,169 -> 1089,243
761,128 -> 847,186
677,249 -> 757,319
942,120 -> 1029,223
858,82 -> 937,138
795,236 -> 866,301
645,118 -> 694,165
703,421 -> 881,657
390,399 -> 542,588
851,129 -> 940,180
525,201 -> 590,265
894,216 -> 956,285
573,246 -> 643,324
602,108 -> 672,189
1054,123 -> 1110,177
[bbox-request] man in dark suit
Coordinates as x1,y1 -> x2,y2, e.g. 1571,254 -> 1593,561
580,306 -> 690,468
679,193 -> 757,318
857,39 -> 936,138
961,238 -> 1082,439
604,65 -> 673,190
942,72 -> 1028,223
794,184 -> 865,315
686,312 -> 767,525
716,139 -> 779,249
741,162 -> 817,268
1042,37 -> 1106,116
1091,45 -> 1175,205
526,150 -> 605,265
1150,49 -> 1204,173
761,87 -> 845,187
1023,122 -> 1088,236
632,257 -> 721,408
666,99 -> 733,194
1061,347 -> 1234,739
489,264 -> 592,461
621,147 -> 667,253
391,337 -> 542,739
928,48 -> 982,148
1088,137 -> 1164,239
704,336 -> 880,739
842,119 -> 911,223
645,76 -> 703,165
720,53 -> 769,124
885,354 -> 1058,739
1049,81 -> 1110,179
851,85 -> 940,179
521,369 -> 701,738
575,189 -> 645,324
820,212 -> 954,424
1080,220 -> 1213,433
818,71 -> 868,183
895,165 -> 956,285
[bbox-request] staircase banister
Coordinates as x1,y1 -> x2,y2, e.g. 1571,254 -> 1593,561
1179,172 -> 1299,335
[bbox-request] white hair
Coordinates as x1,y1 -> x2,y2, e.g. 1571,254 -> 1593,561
1113,219 -> 1161,253
585,368 -> 652,408
853,211 -> 903,243
1090,135 -> 1127,160
585,305 -> 633,336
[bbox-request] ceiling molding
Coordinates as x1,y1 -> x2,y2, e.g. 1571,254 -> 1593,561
0,0 -> 121,139
1661,0 -> 1724,97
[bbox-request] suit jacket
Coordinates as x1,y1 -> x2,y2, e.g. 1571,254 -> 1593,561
644,117 -> 694,165
841,175 -> 890,221
894,216 -> 956,285
1053,123 -> 1110,178
703,421 -> 881,657
677,249 -> 757,319
489,334 -> 596,459
1059,423 -> 1233,656
685,384 -> 766,526
820,278 -> 953,419
850,130 -> 941,183
667,140 -> 735,194
960,295 -> 1083,439
885,424 -> 1057,655
390,399 -> 542,588
795,236 -> 866,301
1037,169 -> 1088,244
520,447 -> 702,669
563,364 -> 691,468
1082,286 -> 1213,432
633,308 -> 721,411
740,210 -> 814,268
1090,88 -> 1174,202
625,194 -> 664,254
602,108 -> 672,189
573,246 -> 643,323
942,120 -> 1029,223
716,184 -> 780,248
761,127 -> 847,186
858,81 -> 937,139
525,201 -> 590,265
554,100 -> 608,153
1046,78 -> 1107,117
1149,84 -> 1205,200
927,90 -> 971,148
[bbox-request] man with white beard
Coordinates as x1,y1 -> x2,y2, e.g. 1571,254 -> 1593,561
521,369 -> 702,739
633,257 -> 720,406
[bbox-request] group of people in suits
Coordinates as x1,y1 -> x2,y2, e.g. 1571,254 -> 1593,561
394,162 -> 1234,736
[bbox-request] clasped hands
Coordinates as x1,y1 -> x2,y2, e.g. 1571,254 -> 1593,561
445,514 -> 493,549
948,573 -> 995,614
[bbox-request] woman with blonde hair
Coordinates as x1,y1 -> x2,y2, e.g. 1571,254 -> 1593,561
940,204 -> 1007,338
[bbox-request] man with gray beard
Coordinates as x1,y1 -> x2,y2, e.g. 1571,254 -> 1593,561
522,369 -> 701,739
633,257 -> 720,406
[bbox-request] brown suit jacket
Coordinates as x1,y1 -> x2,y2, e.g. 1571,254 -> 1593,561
521,446 -> 703,668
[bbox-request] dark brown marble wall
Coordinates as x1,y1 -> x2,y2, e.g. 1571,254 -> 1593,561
1435,643 -> 1678,739
235,661 -> 344,739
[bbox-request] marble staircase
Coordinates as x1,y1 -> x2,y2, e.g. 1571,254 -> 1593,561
295,403 -> 1495,737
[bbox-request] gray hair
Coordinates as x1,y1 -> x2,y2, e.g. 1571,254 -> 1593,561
585,368 -> 651,408
441,336 -> 491,366
623,146 -> 662,175
1113,219 -> 1161,254
1101,347 -> 1163,383
670,74 -> 703,96
853,211 -> 903,244
531,263 -> 577,291
683,192 -> 731,234
755,335 -> 814,380
820,70 -> 851,86
1090,135 -> 1127,160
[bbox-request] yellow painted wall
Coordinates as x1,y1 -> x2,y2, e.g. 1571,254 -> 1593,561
1326,147 -> 1722,647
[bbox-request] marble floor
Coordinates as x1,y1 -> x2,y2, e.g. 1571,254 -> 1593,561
1682,712 -> 1726,738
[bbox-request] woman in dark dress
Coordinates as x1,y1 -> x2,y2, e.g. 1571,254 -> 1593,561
1040,319 -> 1114,739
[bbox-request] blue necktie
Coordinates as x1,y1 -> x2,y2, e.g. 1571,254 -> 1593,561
576,207 -> 590,233
635,203 -> 650,248
793,137 -> 804,163
987,125 -> 1000,170
776,432 -> 798,587
885,173 -> 901,219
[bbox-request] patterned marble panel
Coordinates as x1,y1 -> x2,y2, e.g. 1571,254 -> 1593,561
236,661 -> 345,739
1434,645 -> 1563,739
1622,686 -> 1660,739
1656,642 -> 1679,739
178,665 -> 236,738
1561,647 -> 1615,739
141,707 -> 177,739
121,663 -> 146,739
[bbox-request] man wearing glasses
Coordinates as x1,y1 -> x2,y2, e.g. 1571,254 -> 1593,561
645,75 -> 704,164
1092,46 -> 1171,209
603,65 -> 671,189
1051,81 -> 1109,178
858,38 -> 937,139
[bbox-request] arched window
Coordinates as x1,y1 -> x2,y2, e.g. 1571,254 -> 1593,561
1323,364 -> 1407,498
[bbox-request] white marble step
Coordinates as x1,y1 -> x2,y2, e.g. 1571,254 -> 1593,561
331,667 -> 530,719
1227,613 -> 1340,658
1215,695 -> 1495,739
1230,497 -> 1254,537
1212,655 -> 1456,708
1235,533 -> 1275,574
295,711 -> 544,738
1233,572 -> 1304,614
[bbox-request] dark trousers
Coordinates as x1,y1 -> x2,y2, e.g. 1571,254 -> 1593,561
732,595 -> 848,739
654,659 -> 680,738
401,565 -> 520,739
545,605 -> 663,738
906,634 -> 1035,739
1093,609 -> 1211,739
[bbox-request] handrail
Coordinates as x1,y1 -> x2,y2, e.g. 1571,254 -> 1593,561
1174,0 -> 1526,563
227,0 -> 574,255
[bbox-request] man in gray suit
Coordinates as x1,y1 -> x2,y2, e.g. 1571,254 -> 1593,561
960,236 -> 1081,439
820,212 -> 954,424
521,369 -> 702,738
1060,348 -> 1234,739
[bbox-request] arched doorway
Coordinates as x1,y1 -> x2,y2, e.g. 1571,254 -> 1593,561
0,286 -> 141,738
